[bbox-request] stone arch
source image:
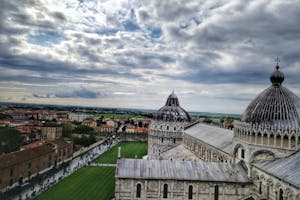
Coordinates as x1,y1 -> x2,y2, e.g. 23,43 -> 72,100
275,134 -> 281,147
250,132 -> 255,143
257,132 -> 262,145
250,150 -> 275,163
263,133 -> 268,145
290,134 -> 296,149
233,143 -> 246,158
269,133 -> 275,146
136,182 -> 142,198
282,135 -> 289,148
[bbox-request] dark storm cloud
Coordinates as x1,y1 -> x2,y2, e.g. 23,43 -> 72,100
55,87 -> 106,99
115,51 -> 175,69
0,50 -> 143,83
0,73 -> 61,84
1,0 -> 300,109
153,1 -> 197,22
32,93 -> 51,98
155,0 -> 300,85
0,0 -> 66,35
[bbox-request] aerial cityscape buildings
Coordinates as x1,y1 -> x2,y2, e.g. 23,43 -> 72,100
1,0 -> 300,199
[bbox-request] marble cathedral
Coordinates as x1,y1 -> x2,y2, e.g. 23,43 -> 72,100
115,63 -> 300,200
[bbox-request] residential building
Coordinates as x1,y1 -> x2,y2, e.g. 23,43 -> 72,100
41,123 -> 62,140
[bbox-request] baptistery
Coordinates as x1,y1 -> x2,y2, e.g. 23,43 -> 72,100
148,91 -> 191,159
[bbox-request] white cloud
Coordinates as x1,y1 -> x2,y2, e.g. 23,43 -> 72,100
0,0 -> 299,113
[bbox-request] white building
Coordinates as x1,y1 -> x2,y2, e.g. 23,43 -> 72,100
147,91 -> 190,159
115,63 -> 300,200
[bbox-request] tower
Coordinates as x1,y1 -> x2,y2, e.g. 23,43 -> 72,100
148,91 -> 191,159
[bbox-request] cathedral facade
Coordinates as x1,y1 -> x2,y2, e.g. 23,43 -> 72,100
115,63 -> 300,200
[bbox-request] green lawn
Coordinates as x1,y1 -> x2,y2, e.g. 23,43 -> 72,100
96,113 -> 145,119
94,141 -> 148,164
35,142 -> 147,200
35,167 -> 115,200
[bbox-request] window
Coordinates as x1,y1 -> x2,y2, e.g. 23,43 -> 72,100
279,188 -> 284,200
167,126 -> 169,130
188,185 -> 193,199
10,168 -> 14,177
163,184 -> 168,198
241,149 -> 245,159
28,162 -> 31,169
161,138 -> 164,143
173,139 -> 176,144
136,183 -> 141,198
214,185 -> 219,200
259,182 -> 262,194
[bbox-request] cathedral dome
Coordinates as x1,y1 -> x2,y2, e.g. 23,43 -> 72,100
154,91 -> 191,122
242,64 -> 300,129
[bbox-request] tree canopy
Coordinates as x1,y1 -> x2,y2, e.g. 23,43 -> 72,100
0,127 -> 24,154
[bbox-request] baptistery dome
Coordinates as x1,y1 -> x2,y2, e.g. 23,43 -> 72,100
154,91 -> 191,122
242,64 -> 300,129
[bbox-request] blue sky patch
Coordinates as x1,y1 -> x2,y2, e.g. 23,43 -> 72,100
96,28 -> 119,36
123,20 -> 140,32
28,30 -> 63,45
150,27 -> 162,38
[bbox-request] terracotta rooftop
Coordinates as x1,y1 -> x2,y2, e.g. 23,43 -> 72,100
21,141 -> 45,150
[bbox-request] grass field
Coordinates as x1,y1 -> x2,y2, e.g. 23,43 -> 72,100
94,141 -> 148,164
96,113 -> 145,119
35,167 -> 115,200
35,142 -> 148,200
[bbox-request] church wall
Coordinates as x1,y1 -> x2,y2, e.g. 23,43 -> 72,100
115,178 -> 251,200
183,134 -> 233,163
234,123 -> 300,152
148,121 -> 185,159
252,167 -> 300,200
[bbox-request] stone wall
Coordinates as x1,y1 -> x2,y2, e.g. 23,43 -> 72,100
119,133 -> 148,142
252,167 -> 300,200
148,121 -> 186,159
115,178 -> 251,200
183,134 -> 233,163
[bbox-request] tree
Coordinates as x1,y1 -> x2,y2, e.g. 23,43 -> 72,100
72,135 -> 96,147
62,122 -> 73,137
73,125 -> 94,135
0,127 -> 24,154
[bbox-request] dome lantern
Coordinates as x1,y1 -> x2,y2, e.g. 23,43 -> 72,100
270,58 -> 285,86
154,91 -> 190,122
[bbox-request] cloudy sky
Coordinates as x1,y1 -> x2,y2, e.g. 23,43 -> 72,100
0,0 -> 300,114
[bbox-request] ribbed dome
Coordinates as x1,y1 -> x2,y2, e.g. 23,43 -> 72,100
154,91 -> 191,122
242,65 -> 300,129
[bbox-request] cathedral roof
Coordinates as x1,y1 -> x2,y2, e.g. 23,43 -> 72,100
253,150 -> 300,189
242,64 -> 300,129
154,91 -> 191,122
159,144 -> 202,161
116,158 -> 250,183
185,123 -> 234,154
